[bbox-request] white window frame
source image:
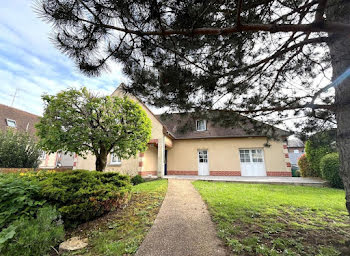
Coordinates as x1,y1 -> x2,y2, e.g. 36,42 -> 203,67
110,153 -> 121,165
196,120 -> 207,131
239,148 -> 265,163
198,149 -> 209,163
293,149 -> 300,153
6,118 -> 16,128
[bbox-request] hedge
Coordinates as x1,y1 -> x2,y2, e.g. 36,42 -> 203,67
298,154 -> 314,177
320,153 -> 343,189
34,170 -> 132,226
304,130 -> 336,177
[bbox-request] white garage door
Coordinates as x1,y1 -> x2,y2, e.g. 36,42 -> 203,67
239,149 -> 266,176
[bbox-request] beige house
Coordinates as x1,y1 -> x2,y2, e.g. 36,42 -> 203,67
0,104 -> 74,169
75,87 -> 292,177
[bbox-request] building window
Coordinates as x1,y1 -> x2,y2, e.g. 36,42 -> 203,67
110,153 -> 121,165
6,118 -> 16,128
39,151 -> 46,160
251,149 -> 264,162
196,120 -> 207,131
294,149 -> 300,153
198,150 -> 208,163
239,149 -> 251,162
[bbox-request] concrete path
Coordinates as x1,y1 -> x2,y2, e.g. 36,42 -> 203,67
135,179 -> 228,256
165,175 -> 327,187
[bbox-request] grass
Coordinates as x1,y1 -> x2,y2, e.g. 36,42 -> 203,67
193,181 -> 350,256
63,179 -> 167,256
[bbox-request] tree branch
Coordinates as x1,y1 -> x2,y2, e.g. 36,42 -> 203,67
77,17 -> 350,36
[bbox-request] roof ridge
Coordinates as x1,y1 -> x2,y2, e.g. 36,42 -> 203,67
0,104 -> 41,118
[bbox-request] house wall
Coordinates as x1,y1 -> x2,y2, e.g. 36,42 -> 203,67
167,137 -> 291,176
141,145 -> 158,176
39,153 -> 58,169
105,154 -> 139,176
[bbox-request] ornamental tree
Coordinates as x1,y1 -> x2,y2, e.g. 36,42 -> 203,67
36,1 -> 350,211
0,130 -> 41,168
36,87 -> 152,171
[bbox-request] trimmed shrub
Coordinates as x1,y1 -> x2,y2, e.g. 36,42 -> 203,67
0,174 -> 45,230
304,130 -> 336,177
131,174 -> 145,185
0,130 -> 41,168
0,206 -> 64,256
320,153 -> 343,189
298,154 -> 315,177
37,170 -> 131,226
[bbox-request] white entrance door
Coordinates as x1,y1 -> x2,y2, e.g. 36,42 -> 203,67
198,150 -> 209,176
239,149 -> 266,176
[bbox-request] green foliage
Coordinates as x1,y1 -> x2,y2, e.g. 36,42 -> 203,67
0,174 -> 45,230
0,130 -> 41,168
305,130 -> 336,177
0,206 -> 64,256
37,170 -> 131,226
36,87 -> 152,171
320,153 -> 343,189
131,175 -> 145,185
298,154 -> 315,177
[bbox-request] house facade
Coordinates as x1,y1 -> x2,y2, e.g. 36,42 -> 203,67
287,137 -> 305,168
0,104 -> 74,169
75,87 -> 292,177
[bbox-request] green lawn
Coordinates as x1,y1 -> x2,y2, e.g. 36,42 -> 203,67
193,181 -> 350,256
64,179 -> 167,256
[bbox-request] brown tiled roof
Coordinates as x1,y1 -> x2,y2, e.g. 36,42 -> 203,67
0,104 -> 40,136
157,112 -> 290,139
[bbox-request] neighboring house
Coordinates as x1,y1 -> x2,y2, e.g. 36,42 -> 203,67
287,137 -> 305,168
75,86 -> 292,177
0,104 -> 74,169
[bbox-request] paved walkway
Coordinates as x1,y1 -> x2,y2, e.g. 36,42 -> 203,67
135,179 -> 228,256
165,175 -> 327,187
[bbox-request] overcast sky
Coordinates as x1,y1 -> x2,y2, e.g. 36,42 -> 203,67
0,0 -> 127,116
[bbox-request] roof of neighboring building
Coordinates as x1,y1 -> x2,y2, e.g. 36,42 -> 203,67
156,112 -> 290,140
0,104 -> 40,136
287,137 -> 305,148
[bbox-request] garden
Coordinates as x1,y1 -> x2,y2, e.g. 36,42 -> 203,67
0,169 -> 167,256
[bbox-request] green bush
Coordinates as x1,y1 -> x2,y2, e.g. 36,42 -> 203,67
131,174 -> 145,185
298,154 -> 315,177
320,153 -> 343,189
0,206 -> 64,256
0,130 -> 41,168
304,130 -> 336,177
0,174 -> 45,229
37,170 -> 131,226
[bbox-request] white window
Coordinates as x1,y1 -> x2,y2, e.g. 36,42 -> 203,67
251,149 -> 264,162
239,149 -> 251,162
196,120 -> 207,131
39,151 -> 46,160
294,149 -> 300,153
198,150 -> 208,163
6,119 -> 16,128
110,153 -> 121,165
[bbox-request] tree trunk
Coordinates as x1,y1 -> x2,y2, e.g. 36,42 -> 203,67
326,0 -> 350,214
95,147 -> 108,172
